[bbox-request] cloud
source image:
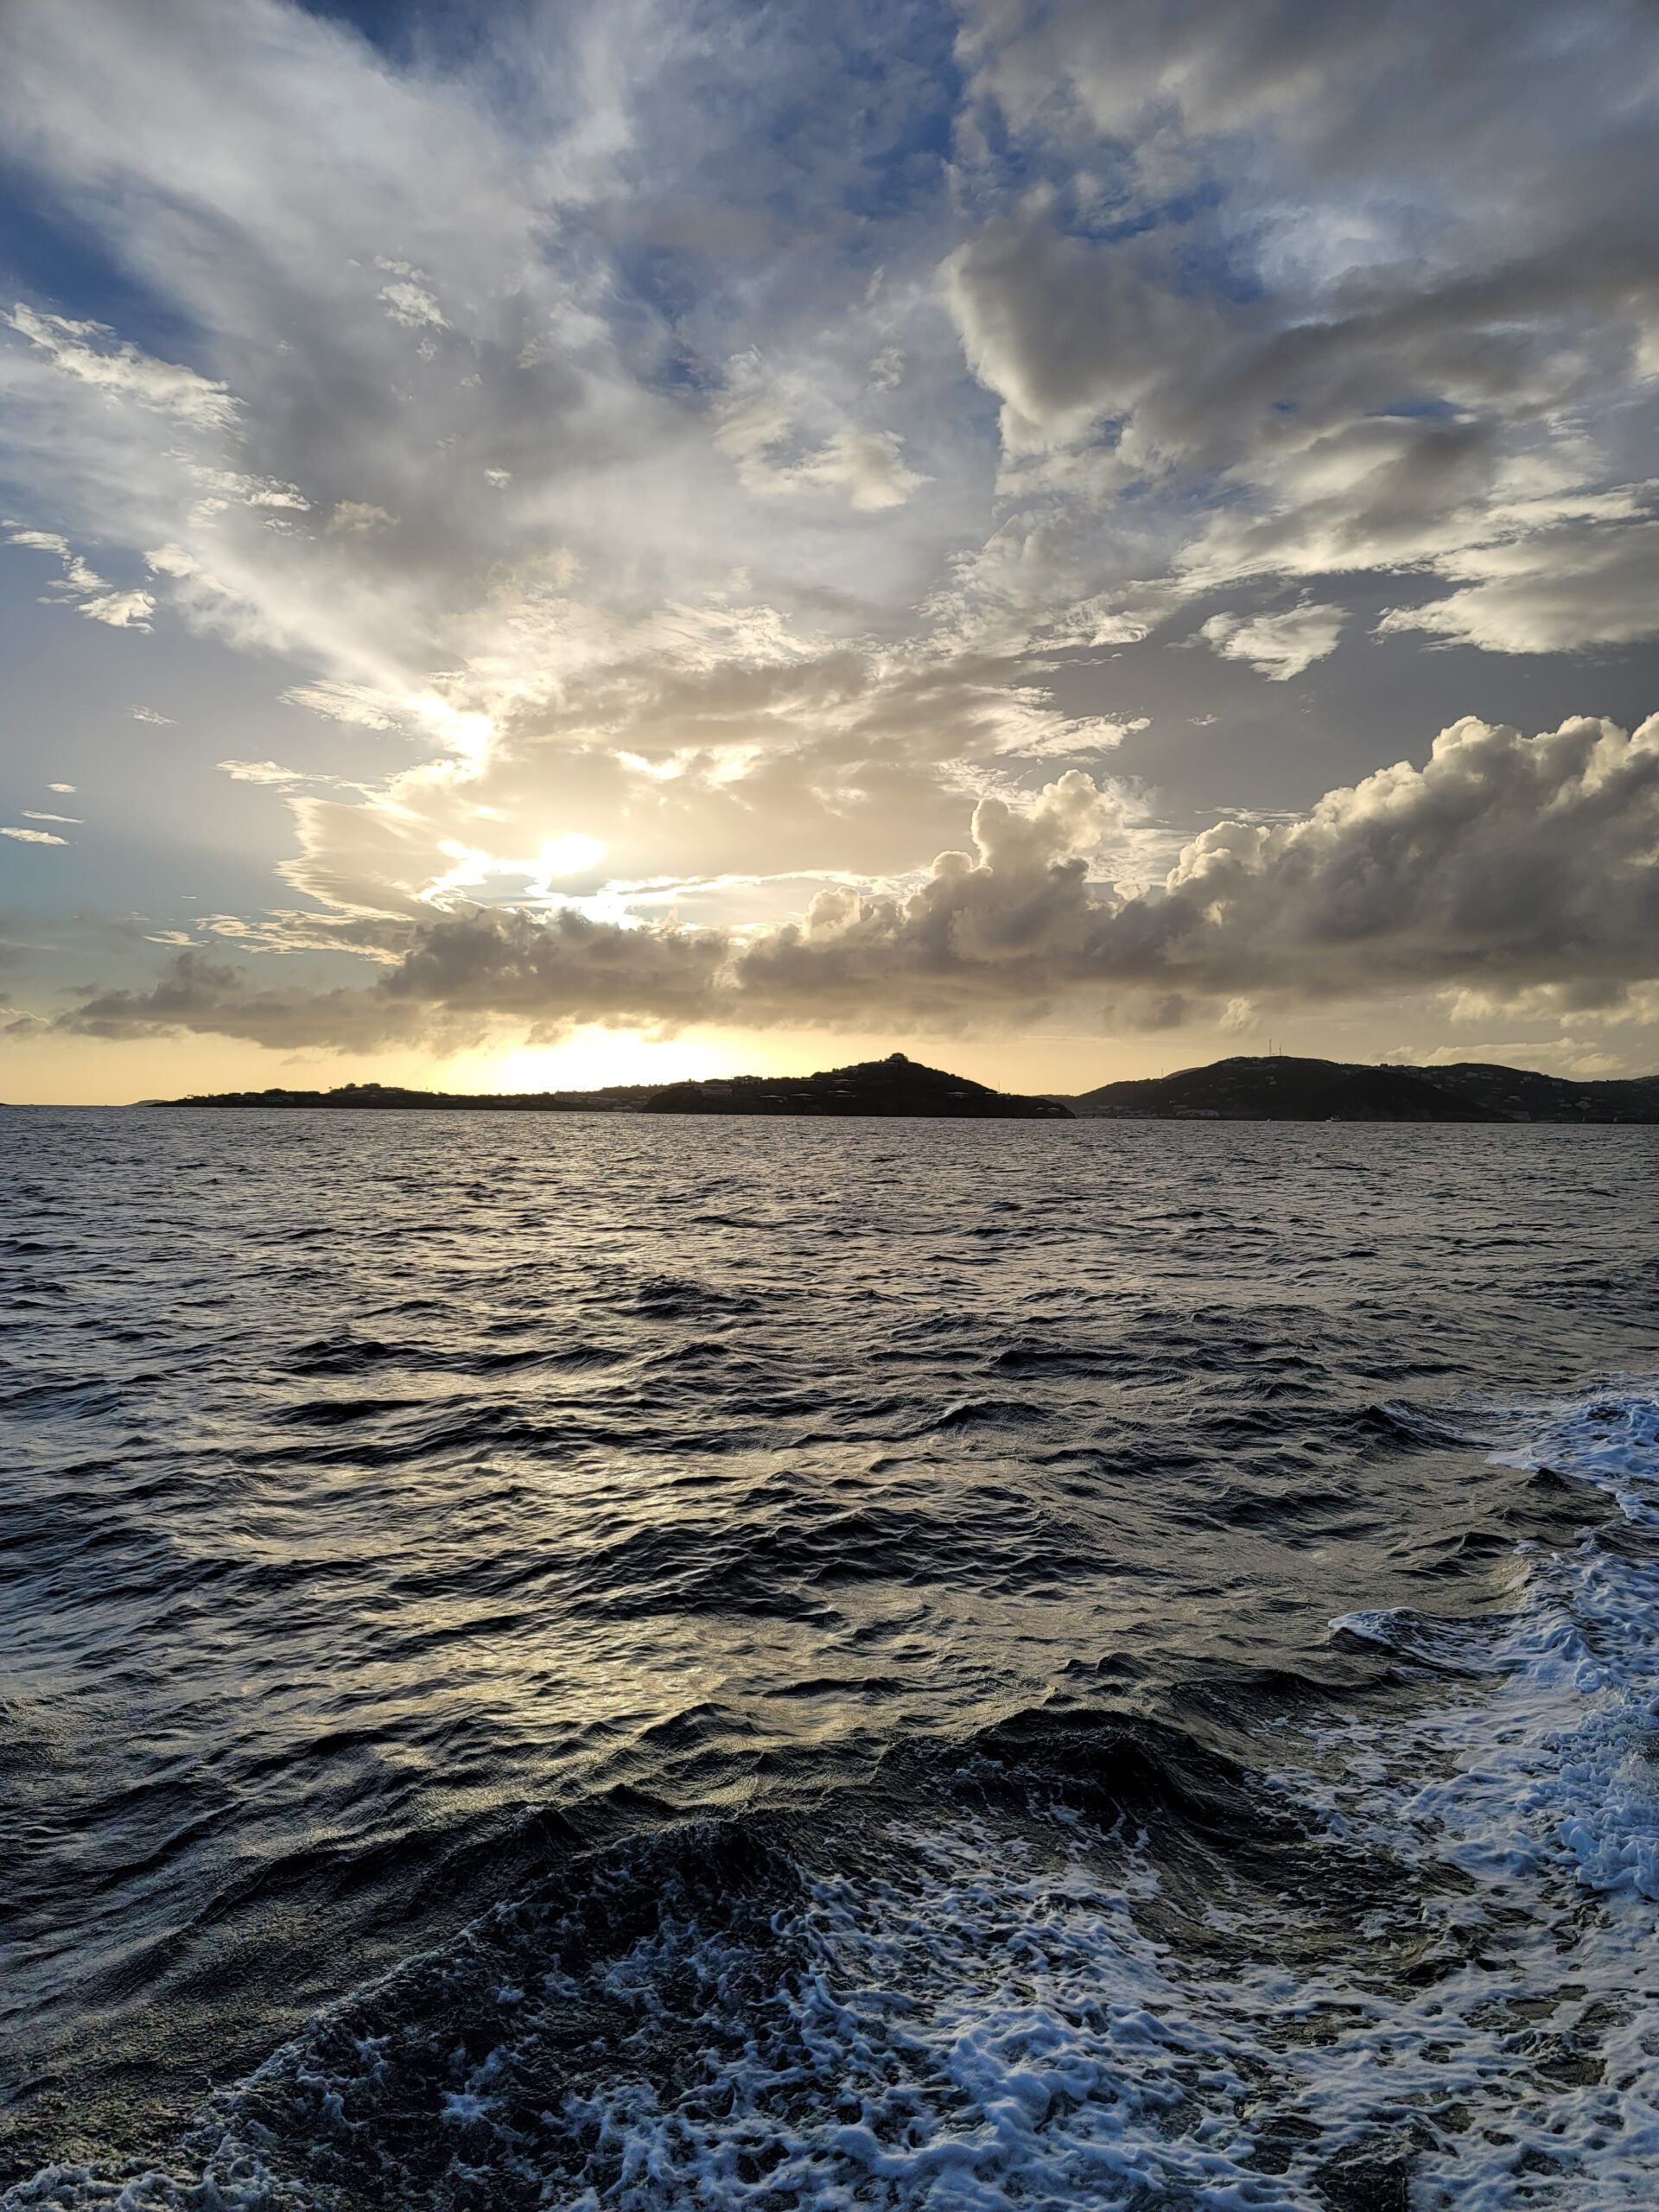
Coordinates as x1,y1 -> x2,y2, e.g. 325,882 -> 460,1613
1150,712 -> 1659,1001
944,213 -> 1219,455
130,707 -> 175,725
945,0 -> 1659,650
327,502 -> 395,536
4,303 -> 238,429
217,758 -> 335,787
375,259 -> 448,332
48,783 -> 75,793
1,0 -> 1656,1080
75,588 -> 155,628
1200,601 -> 1347,680
3,0 -> 1649,785
4,524 -> 154,626
715,366 -> 927,511
36,715 -> 1659,1048
281,682 -> 404,730
3,826 -> 69,845
50,913 -> 728,1049
53,948 -> 426,1049
728,715 -> 1659,1024
779,428 -> 929,513
8,528 -> 89,576
256,633 -> 1148,923
22,810 -> 81,823
381,904 -> 725,1027
0,0 -> 1653,723
1377,506 -> 1659,655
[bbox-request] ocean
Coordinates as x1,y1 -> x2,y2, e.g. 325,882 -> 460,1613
2,1109 -> 1656,2210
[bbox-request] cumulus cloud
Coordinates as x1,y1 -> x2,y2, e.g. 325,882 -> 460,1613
1200,601 -> 1347,680
380,905 -> 726,1027
1152,713 -> 1659,1001
728,715 -> 1659,1023
37,716 -> 1659,1047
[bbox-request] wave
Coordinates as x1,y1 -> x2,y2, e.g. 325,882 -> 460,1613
13,1385 -> 1658,2211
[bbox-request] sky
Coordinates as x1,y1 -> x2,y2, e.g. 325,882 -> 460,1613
2,0 -> 1657,1103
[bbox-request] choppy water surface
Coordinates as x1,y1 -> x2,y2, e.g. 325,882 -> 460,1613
3,1109 -> 1656,2209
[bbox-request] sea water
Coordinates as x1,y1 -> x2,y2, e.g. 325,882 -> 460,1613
2,1110 -> 1656,2208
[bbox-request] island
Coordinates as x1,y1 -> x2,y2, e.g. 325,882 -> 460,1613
147,1052 -> 1074,1120
1065,1055 -> 1659,1122
143,1051 -> 1658,1122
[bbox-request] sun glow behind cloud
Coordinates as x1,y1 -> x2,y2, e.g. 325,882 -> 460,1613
453,1030 -> 798,1096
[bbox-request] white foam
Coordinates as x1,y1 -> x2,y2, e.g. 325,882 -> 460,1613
403,1383 -> 1659,2207
0,2152 -> 310,2209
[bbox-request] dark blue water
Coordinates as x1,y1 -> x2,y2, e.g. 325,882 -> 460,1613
3,1110 -> 1656,2209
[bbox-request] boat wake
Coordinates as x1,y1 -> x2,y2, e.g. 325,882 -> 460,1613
13,1389 -> 1657,2210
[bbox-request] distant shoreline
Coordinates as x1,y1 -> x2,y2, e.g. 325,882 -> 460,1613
124,1050 -> 1659,1124
137,1052 -> 1071,1122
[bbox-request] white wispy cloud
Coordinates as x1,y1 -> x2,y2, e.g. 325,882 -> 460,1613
280,682 -> 404,730
374,259 -> 448,332
4,523 -> 154,626
1200,601 -> 1347,681
4,303 -> 238,429
217,758 -> 337,785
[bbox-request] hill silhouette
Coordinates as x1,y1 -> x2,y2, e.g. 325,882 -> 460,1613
641,1054 -> 1070,1118
1066,1055 -> 1659,1122
149,1053 -> 1071,1120
146,1052 -> 1656,1122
